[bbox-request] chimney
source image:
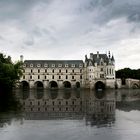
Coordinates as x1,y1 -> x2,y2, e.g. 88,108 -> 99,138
20,55 -> 23,62
90,53 -> 93,60
97,51 -> 99,58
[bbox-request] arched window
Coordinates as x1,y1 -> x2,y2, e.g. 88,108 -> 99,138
52,75 -> 54,79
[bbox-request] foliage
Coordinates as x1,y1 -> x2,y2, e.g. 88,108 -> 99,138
116,68 -> 140,80
0,53 -> 23,91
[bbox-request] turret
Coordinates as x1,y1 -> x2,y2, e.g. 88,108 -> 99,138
90,53 -> 94,60
20,55 -> 24,62
97,51 -> 99,58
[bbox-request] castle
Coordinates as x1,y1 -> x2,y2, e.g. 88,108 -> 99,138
20,51 -> 115,89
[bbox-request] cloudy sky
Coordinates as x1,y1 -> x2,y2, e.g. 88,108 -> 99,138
0,0 -> 140,69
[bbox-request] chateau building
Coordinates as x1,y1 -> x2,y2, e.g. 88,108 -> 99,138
20,51 -> 115,89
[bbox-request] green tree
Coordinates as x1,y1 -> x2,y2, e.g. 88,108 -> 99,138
0,53 -> 23,91
116,68 -> 140,80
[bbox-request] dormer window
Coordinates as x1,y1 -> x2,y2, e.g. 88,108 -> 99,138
37,64 -> 41,67
30,64 -> 33,67
44,63 -> 48,67
58,64 -> 62,67
52,64 -> 55,67
23,64 -> 26,67
71,64 -> 75,67
65,64 -> 68,67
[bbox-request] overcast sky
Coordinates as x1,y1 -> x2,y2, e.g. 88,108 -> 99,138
0,0 -> 140,69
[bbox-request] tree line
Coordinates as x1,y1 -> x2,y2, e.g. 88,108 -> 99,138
116,68 -> 140,80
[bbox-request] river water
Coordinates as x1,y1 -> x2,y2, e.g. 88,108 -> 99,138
0,89 -> 140,140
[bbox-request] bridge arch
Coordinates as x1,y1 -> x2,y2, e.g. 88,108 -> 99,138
34,81 -> 44,88
49,81 -> 58,88
132,83 -> 139,89
75,82 -> 80,88
95,81 -> 105,90
63,81 -> 71,88
20,81 -> 29,89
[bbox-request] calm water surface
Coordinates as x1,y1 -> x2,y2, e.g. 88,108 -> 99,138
0,89 -> 140,140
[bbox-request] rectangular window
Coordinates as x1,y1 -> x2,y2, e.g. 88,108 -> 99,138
58,64 -> 62,67
30,75 -> 32,79
31,69 -> 33,73
66,75 -> 68,79
72,76 -> 74,79
59,76 -> 61,79
38,75 -> 40,79
23,75 -> 25,79
80,69 -> 82,73
45,69 -> 47,73
66,69 -> 68,73
45,75 -> 46,79
38,69 -> 40,73
101,68 -> 103,71
59,69 -> 61,73
52,75 -> 54,79
80,75 -> 82,79
52,69 -> 54,73
72,69 -> 74,73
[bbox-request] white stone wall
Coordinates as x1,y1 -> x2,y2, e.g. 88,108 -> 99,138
21,67 -> 83,89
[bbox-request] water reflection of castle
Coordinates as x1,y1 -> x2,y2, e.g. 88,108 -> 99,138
18,89 -> 116,125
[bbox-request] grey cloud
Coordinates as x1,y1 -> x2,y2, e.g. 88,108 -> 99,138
0,0 -> 51,22
79,0 -> 140,25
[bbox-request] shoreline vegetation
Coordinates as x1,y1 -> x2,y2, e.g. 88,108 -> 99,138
0,53 -> 22,112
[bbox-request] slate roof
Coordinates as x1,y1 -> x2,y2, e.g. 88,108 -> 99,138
86,53 -> 114,66
24,60 -> 84,68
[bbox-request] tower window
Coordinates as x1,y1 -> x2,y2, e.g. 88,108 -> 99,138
52,75 -> 54,79
101,68 -> 103,71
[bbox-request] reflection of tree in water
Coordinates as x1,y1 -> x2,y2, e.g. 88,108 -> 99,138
0,90 -> 21,112
34,89 -> 44,99
0,112 -> 23,128
117,100 -> 140,111
48,89 -> 58,99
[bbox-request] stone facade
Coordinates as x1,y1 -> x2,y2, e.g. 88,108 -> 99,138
20,51 -> 116,89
